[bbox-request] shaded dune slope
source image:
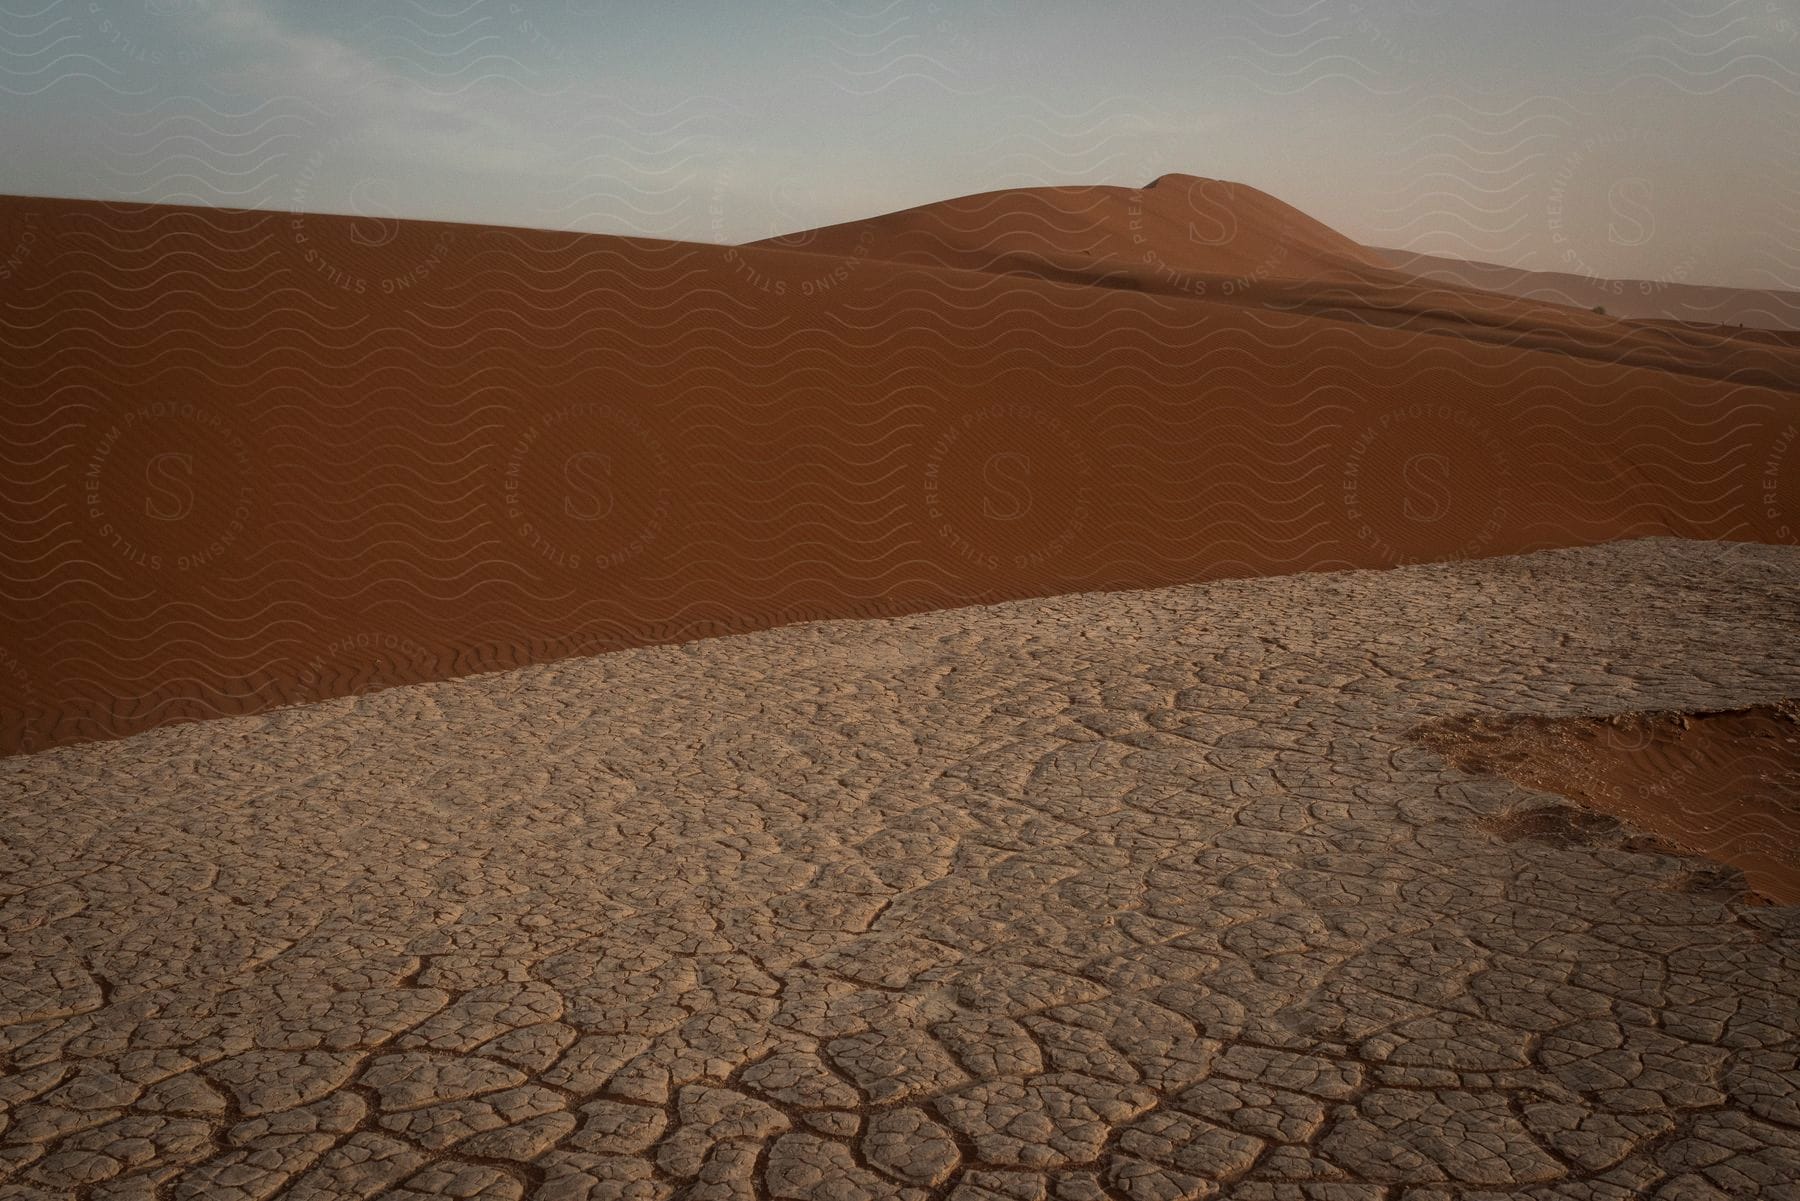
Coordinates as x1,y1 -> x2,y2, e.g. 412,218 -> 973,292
2,184 -> 1798,754
1379,247 -> 1800,332
758,178 -> 1800,393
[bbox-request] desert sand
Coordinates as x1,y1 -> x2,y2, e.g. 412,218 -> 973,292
1421,701 -> 1800,905
1377,248 -> 1800,332
2,177 -> 1798,756
2,540 -> 1798,1198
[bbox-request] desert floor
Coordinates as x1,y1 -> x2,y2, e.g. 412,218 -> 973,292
3,539 -> 1798,1199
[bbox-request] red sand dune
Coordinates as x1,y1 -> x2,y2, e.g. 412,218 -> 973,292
752,174 -> 1388,288
758,178 -> 1800,393
2,180 -> 1798,755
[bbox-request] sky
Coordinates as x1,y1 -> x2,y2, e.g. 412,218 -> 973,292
2,0 -> 1797,289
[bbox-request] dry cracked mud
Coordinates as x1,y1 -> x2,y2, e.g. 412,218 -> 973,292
3,539 -> 1799,1200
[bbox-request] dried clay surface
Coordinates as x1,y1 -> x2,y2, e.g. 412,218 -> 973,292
3,539 -> 1799,1200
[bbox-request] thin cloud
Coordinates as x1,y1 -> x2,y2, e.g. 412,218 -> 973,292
192,0 -> 566,177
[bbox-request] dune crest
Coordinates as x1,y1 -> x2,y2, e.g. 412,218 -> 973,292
1379,247 -> 1800,331
754,180 -> 1800,390
751,173 -> 1385,288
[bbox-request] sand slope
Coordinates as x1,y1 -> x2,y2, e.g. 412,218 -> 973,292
1,186 -> 1798,754
3,541 -> 1797,1195
759,180 -> 1800,393
751,173 -> 1388,287
1379,247 -> 1800,331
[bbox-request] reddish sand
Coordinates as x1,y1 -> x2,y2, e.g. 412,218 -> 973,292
1419,702 -> 1800,905
760,180 -> 1800,392
2,178 -> 1798,754
753,174 -> 1390,285
1379,247 -> 1800,331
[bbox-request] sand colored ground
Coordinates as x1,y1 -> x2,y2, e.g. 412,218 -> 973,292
2,540 -> 1798,1197
2,181 -> 1799,755
1419,701 -> 1800,905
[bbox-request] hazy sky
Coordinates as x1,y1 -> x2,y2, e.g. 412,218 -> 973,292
3,0 -> 1797,288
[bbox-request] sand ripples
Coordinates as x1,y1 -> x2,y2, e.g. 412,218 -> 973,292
2,183 -> 1797,754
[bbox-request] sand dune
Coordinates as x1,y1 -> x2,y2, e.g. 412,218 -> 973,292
1379,247 -> 1800,332
3,541 -> 1796,1196
751,173 -> 1388,288
759,181 -> 1800,393
2,181 -> 1797,754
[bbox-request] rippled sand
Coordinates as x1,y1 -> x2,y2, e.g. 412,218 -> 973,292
3,539 -> 1798,1198
7,187 -> 1799,755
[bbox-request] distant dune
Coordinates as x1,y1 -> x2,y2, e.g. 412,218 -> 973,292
2,180 -> 1797,754
1378,247 -> 1800,331
756,178 -> 1800,392
751,173 -> 1388,287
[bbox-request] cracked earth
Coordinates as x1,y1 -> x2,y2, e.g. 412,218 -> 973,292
3,539 -> 1799,1201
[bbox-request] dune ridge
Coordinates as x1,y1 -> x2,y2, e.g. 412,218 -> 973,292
1378,247 -> 1800,331
756,180 -> 1800,393
751,173 -> 1388,287
1,180 -> 1797,755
